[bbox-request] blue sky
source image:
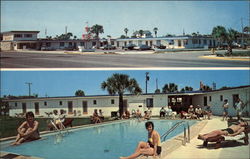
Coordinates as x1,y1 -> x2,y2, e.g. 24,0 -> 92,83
1,1 -> 249,38
1,70 -> 249,97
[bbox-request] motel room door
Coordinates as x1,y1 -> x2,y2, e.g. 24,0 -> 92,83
68,101 -> 73,115
35,102 -> 39,115
82,101 -> 88,115
22,103 -> 27,114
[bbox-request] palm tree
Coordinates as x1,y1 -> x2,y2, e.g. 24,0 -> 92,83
226,28 -> 238,55
101,73 -> 142,118
212,26 -> 227,48
124,28 -> 129,37
75,90 -> 85,96
153,27 -> 158,37
90,24 -> 104,39
162,83 -> 178,93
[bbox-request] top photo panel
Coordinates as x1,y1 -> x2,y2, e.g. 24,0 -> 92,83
1,1 -> 249,68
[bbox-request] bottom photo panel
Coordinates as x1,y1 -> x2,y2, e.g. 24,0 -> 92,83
1,69 -> 250,159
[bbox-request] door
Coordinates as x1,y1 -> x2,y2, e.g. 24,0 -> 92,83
22,103 -> 27,114
35,102 -> 39,115
204,96 -> 207,106
68,101 -> 73,114
82,101 -> 88,114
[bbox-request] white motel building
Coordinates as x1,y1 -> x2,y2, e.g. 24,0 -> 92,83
4,85 -> 250,118
1,30 -> 218,51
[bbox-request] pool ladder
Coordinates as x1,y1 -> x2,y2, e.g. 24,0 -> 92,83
161,121 -> 190,146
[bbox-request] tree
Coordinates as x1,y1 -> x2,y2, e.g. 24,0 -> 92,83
243,26 -> 250,33
55,32 -> 73,40
139,30 -> 144,37
162,83 -> 178,93
75,90 -> 85,96
226,28 -> 239,55
181,86 -> 193,92
153,27 -> 158,37
155,89 -> 161,94
200,85 -> 212,91
124,28 -> 129,37
101,73 -> 142,118
212,26 -> 227,48
120,35 -> 126,39
90,24 -> 104,39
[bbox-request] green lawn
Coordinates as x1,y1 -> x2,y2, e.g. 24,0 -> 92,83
0,116 -> 114,138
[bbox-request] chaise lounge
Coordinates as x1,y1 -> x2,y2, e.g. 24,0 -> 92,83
202,126 -> 250,149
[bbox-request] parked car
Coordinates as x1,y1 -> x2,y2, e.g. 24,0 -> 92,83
100,45 -> 116,50
153,44 -> 166,49
123,44 -> 137,50
134,45 -> 151,50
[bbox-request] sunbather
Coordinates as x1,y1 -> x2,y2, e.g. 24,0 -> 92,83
198,121 -> 248,141
91,109 -> 101,123
120,121 -> 161,159
12,111 -> 40,145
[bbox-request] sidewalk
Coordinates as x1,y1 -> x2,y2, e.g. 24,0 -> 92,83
163,117 -> 250,159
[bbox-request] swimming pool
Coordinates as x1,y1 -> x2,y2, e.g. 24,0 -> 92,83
1,119 -> 196,159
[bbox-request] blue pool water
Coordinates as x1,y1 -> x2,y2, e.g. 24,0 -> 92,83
1,119 -> 196,159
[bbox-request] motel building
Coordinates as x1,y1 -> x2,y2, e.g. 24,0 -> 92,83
116,35 -> 217,49
0,31 -> 40,51
3,85 -> 250,118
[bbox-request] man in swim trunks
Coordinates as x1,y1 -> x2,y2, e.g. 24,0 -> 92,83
198,121 -> 248,141
12,111 -> 40,145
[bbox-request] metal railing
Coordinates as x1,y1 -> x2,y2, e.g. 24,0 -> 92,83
161,121 -> 191,146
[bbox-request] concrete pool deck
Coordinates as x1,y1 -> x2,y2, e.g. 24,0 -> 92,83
162,116 -> 250,159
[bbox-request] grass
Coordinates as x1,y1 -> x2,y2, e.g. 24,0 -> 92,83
0,116 -> 114,138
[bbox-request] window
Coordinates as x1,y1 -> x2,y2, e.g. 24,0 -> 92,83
177,98 -> 182,102
184,40 -> 188,45
92,42 -> 96,46
80,42 -> 84,46
44,101 -> 47,106
60,42 -> 65,47
209,96 -> 212,102
111,41 -> 114,45
69,42 -> 72,46
192,39 -> 198,44
24,34 -> 32,38
14,34 -> 22,38
93,100 -> 97,105
46,42 -> 51,47
233,94 -> 239,107
203,39 -> 207,45
59,101 -> 62,105
15,103 -> 17,107
146,98 -> 153,108
220,95 -> 223,101
111,99 -> 115,104
198,39 -> 201,44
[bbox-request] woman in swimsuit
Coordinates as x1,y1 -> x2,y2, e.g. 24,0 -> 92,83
198,121 -> 248,141
120,121 -> 161,159
12,111 -> 40,145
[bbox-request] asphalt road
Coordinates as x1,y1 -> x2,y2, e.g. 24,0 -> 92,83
0,51 -> 249,68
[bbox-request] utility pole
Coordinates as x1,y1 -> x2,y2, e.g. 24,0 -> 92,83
241,17 -> 244,46
25,82 -> 32,97
145,72 -> 150,94
65,26 -> 68,34
156,78 -> 158,90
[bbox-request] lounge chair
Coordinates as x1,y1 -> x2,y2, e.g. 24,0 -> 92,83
202,126 -> 250,149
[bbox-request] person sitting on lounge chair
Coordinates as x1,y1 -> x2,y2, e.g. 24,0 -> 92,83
91,109 -> 101,123
51,109 -> 65,130
12,111 -> 40,145
198,121 -> 248,141
188,105 -> 197,119
159,107 -> 166,118
99,109 -> 104,121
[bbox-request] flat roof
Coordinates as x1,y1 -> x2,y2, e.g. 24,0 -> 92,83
1,31 -> 40,34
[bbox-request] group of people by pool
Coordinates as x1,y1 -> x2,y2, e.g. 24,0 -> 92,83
222,98 -> 245,121
90,109 -> 104,123
160,105 -> 212,120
